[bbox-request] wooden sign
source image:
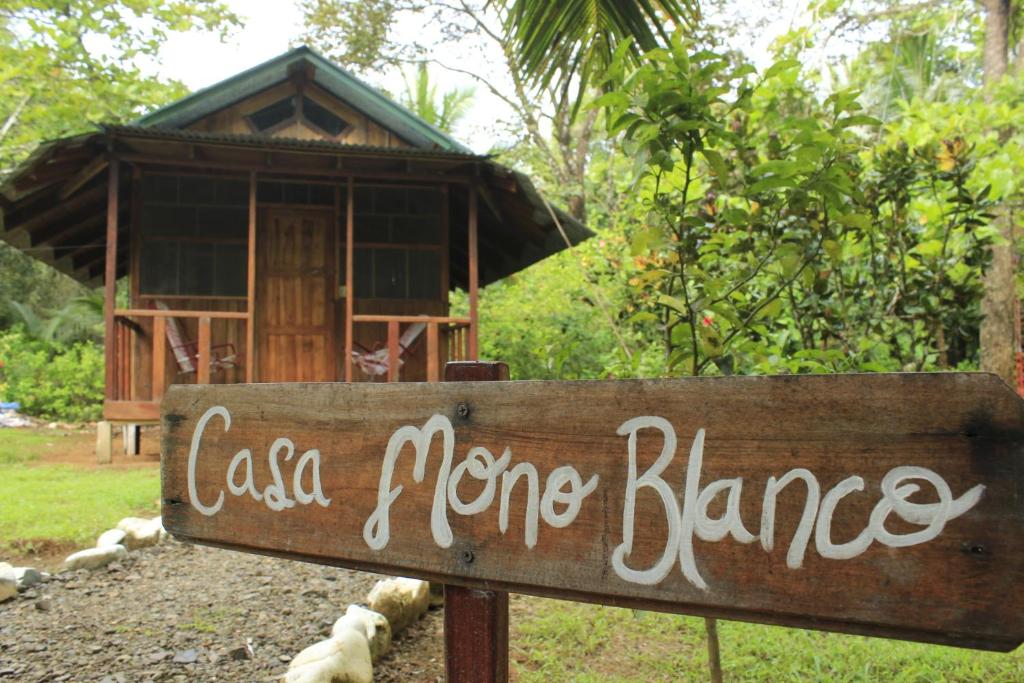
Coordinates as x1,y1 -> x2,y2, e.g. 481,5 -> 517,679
161,373 -> 1024,652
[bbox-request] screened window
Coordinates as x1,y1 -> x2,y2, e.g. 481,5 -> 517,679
257,180 -> 334,206
345,186 -> 444,300
246,95 -> 351,137
247,97 -> 296,132
302,96 -> 348,136
138,174 -> 248,297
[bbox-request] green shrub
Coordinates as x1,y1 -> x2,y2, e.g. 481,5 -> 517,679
0,327 -> 103,422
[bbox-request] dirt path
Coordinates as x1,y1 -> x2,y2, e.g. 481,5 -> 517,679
0,541 -> 445,682
26,425 -> 162,471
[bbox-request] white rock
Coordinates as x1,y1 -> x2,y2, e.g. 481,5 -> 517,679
366,577 -> 430,635
62,545 -> 127,571
96,529 -> 127,548
14,567 -> 43,591
0,566 -> 15,602
116,517 -> 162,549
283,630 -> 372,683
154,516 -> 170,542
332,605 -> 391,663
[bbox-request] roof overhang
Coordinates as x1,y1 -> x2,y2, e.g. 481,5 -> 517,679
0,127 -> 592,288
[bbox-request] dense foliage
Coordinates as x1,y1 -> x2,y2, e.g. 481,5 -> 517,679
4,1 -> 1023,417
472,4 -> 1021,380
0,327 -> 104,421
0,0 -> 239,420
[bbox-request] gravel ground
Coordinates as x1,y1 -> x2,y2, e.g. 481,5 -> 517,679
0,541 -> 444,682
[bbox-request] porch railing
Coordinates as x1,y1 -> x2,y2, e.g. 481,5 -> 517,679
106,308 -> 249,421
350,314 -> 472,382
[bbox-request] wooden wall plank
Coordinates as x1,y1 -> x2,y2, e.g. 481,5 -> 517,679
246,172 -> 257,382
345,178 -> 354,382
197,316 -> 211,384
152,317 -> 167,401
103,162 -> 119,406
467,183 -> 479,359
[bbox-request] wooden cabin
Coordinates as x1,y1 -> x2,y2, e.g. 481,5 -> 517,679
0,47 -> 591,459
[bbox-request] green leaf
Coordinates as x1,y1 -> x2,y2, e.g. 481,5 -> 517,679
657,294 -> 692,317
763,58 -> 801,79
749,175 -> 796,193
836,114 -> 882,128
823,239 -> 842,262
626,311 -> 658,324
912,239 -> 944,258
700,148 -> 728,179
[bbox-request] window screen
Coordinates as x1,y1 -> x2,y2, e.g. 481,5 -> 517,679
138,174 -> 248,297
248,97 -> 296,132
345,186 -> 445,300
302,96 -> 349,136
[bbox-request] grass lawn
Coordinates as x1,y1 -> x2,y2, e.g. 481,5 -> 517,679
511,598 -> 1024,682
0,428 -> 160,558
0,428 -> 67,465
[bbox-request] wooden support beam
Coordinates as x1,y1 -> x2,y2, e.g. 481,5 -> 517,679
351,315 -> 470,324
444,361 -> 510,683
89,253 -> 129,281
468,182 -> 480,360
246,171 -> 257,383
7,184 -> 106,237
103,162 -> 119,402
103,400 -> 159,421
427,323 -> 439,383
58,156 -> 108,200
345,177 -> 354,382
38,210 -> 105,248
115,153 -> 475,185
152,317 -> 167,403
12,159 -> 94,197
197,316 -> 211,385
114,308 -> 249,320
387,320 -> 400,383
71,222 -> 128,269
441,185 -> 450,306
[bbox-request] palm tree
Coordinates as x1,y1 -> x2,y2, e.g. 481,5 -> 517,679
503,0 -> 697,102
7,292 -> 104,345
501,3 -> 719,679
399,63 -> 475,134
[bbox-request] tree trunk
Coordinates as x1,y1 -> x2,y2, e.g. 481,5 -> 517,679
1017,32 -> 1024,76
979,0 -> 1016,387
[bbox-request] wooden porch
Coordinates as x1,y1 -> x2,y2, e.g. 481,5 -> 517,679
101,160 -> 485,423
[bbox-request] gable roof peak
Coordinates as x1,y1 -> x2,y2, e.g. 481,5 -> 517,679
135,45 -> 472,154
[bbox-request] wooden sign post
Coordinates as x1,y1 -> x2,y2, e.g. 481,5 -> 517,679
443,362 -> 509,683
161,369 -> 1024,673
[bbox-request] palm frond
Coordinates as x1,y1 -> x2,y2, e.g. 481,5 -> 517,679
503,0 -> 698,96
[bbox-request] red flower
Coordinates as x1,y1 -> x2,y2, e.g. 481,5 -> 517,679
701,315 -> 714,327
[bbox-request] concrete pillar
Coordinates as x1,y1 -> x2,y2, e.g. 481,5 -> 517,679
96,421 -> 113,464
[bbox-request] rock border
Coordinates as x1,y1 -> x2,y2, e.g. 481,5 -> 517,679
284,577 -> 436,683
4,518 -> 441,682
1,515 -> 169,604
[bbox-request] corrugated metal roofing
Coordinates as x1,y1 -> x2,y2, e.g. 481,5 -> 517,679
134,46 -> 473,154
102,124 -> 486,160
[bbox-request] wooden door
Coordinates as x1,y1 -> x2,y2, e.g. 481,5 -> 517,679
257,208 -> 336,382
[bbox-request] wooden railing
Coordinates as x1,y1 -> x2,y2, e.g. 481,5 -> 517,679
106,308 -> 249,421
351,314 -> 472,382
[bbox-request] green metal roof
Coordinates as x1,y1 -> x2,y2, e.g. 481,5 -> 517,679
135,46 -> 473,154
